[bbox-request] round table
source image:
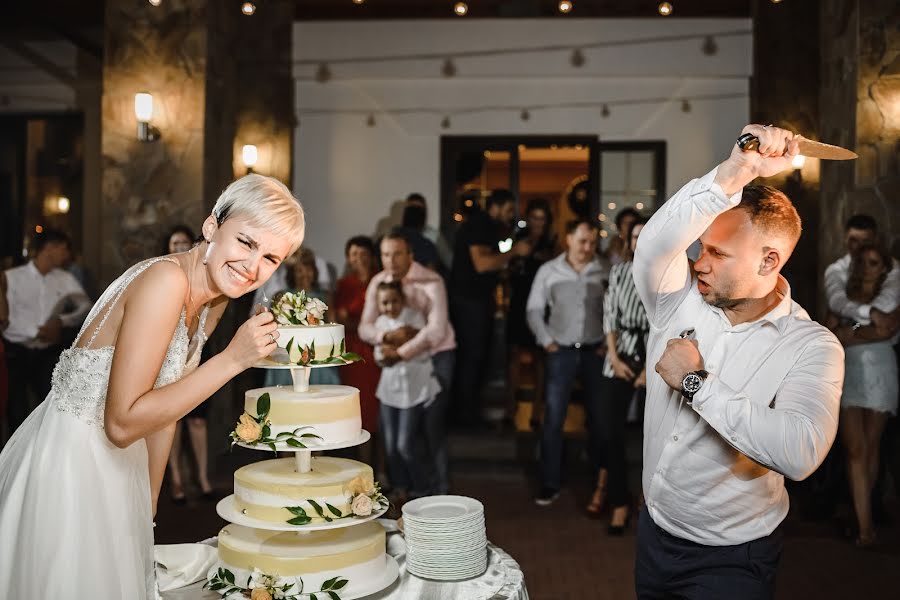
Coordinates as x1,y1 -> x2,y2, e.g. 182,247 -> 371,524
160,521 -> 528,600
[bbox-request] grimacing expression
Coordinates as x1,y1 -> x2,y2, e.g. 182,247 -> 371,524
380,238 -> 413,279
203,217 -> 291,298
693,209 -> 768,308
566,223 -> 599,264
846,227 -> 876,257
377,288 -> 404,319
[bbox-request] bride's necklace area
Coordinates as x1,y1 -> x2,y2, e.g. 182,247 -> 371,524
185,245 -> 207,333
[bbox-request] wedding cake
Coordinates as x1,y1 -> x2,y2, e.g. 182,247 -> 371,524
209,291 -> 397,600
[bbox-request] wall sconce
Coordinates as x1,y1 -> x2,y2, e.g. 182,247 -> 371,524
791,154 -> 806,169
242,144 -> 258,174
134,92 -> 161,142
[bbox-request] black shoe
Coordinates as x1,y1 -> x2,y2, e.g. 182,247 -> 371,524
534,487 -> 560,507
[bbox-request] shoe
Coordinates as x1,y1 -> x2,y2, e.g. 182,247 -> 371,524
855,531 -> 877,548
534,487 -> 560,507
607,505 -> 632,536
585,470 -> 608,517
171,494 -> 187,506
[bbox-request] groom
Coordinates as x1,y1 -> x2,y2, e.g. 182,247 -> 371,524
632,124 -> 845,599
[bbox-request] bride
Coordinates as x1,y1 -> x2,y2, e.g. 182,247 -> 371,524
0,174 -> 304,598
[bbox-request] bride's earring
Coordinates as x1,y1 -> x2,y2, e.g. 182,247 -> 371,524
203,238 -> 212,265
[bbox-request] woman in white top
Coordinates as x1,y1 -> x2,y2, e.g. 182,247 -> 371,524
374,281 -> 440,502
0,174 -> 304,599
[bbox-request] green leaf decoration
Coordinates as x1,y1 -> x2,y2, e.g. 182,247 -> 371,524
224,569 -> 235,584
341,352 -> 363,362
329,338 -> 336,358
321,577 -> 337,589
287,515 -> 312,525
325,503 -> 343,518
266,441 -> 278,452
261,424 -> 271,439
309,593 -> 318,600
256,393 -> 271,419
326,592 -> 340,600
287,506 -> 308,517
300,433 -> 322,439
285,438 -> 307,448
332,579 -> 348,590
340,337 -> 345,355
310,338 -> 316,355
286,338 -> 293,354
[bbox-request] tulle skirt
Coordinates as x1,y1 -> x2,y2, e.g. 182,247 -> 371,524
0,394 -> 155,598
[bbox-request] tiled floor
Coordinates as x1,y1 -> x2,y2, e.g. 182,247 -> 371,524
156,430 -> 900,600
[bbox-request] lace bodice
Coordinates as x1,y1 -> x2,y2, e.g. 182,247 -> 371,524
51,257 -> 210,427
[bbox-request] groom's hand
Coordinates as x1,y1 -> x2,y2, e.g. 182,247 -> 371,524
655,338 -> 705,391
715,124 -> 800,196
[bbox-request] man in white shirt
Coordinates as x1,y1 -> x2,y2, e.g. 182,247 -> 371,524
1,230 -> 91,432
824,214 -> 900,329
632,125 -> 845,599
526,218 -> 608,506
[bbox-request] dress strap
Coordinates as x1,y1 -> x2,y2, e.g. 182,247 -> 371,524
75,257 -> 180,350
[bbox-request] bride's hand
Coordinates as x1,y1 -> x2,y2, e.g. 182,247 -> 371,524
225,310 -> 279,369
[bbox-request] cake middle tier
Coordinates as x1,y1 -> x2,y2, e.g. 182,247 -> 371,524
245,384 -> 361,444
234,456 -> 374,523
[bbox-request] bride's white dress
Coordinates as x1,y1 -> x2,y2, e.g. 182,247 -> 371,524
0,257 -> 210,599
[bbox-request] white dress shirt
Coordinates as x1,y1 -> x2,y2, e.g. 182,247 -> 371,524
633,166 -> 845,546
825,254 -> 900,323
526,253 -> 608,348
3,262 -> 91,348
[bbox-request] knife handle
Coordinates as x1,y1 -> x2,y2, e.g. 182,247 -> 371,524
736,133 -> 760,152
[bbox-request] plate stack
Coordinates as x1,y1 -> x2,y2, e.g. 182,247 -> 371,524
402,495 -> 488,581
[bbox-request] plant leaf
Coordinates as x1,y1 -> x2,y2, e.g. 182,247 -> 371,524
285,337 -> 293,354
285,438 -> 306,448
287,515 -> 312,525
340,337 -> 345,355
321,577 -> 337,589
326,592 -> 340,600
267,441 -> 278,452
261,424 -> 271,439
325,503 -> 343,518
224,569 -> 235,584
300,433 -> 323,439
257,393 -> 271,418
341,352 -> 363,362
332,578 -> 348,590
286,506 -> 308,516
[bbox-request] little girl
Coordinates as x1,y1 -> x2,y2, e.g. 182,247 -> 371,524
373,281 -> 440,501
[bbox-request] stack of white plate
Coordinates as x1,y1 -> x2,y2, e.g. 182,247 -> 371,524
402,495 -> 488,581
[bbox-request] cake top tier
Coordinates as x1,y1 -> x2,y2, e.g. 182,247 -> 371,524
272,290 -> 328,327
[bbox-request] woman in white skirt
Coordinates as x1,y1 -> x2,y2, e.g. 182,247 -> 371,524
828,242 -> 899,547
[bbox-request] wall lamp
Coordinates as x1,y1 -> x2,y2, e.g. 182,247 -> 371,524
242,144 -> 258,174
134,92 -> 161,142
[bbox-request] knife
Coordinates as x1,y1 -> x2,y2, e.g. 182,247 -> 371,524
737,133 -> 858,160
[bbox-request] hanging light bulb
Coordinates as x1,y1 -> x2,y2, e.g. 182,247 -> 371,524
442,58 -> 457,78
681,99 -> 692,113
701,35 -> 718,56
658,2 -> 673,16
353,0 -> 365,4
148,0 -> 162,5
453,2 -> 468,16
241,2 -> 256,16
601,104 -> 610,118
558,1 -> 573,13
570,48 -> 586,68
315,63 -> 332,83
520,109 -> 531,121
441,116 -> 451,129
366,114 -> 376,127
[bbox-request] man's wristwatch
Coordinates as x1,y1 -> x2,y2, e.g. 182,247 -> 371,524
680,370 -> 709,401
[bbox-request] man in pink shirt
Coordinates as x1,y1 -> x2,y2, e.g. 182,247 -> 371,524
360,231 -> 457,494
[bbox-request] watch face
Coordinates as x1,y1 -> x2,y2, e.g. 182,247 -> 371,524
683,373 -> 703,394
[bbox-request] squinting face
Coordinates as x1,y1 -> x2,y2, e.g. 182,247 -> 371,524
168,232 -> 192,254
629,223 -> 644,253
380,238 -> 413,279
846,227 -> 876,257
693,209 -> 766,308
377,289 -> 404,319
566,224 -> 599,264
204,216 -> 291,298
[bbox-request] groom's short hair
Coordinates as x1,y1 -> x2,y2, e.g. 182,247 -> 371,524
737,185 -> 802,249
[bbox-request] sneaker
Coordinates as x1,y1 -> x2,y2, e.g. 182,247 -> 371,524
534,487 -> 560,506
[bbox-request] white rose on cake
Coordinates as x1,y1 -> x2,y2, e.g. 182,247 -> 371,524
351,494 -> 374,517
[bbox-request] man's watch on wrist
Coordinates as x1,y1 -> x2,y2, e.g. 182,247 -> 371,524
681,370 -> 709,401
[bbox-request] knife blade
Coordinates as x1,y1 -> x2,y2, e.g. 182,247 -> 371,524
736,133 -> 858,160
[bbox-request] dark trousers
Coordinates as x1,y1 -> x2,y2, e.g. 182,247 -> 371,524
635,507 -> 782,600
599,376 -> 632,507
425,350 -> 456,494
450,295 -> 494,425
541,347 -> 605,490
4,340 -> 60,432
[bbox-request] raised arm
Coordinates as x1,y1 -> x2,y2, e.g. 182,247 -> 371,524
104,262 -> 277,448
689,333 -> 844,480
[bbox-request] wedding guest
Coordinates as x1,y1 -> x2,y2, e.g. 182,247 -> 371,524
392,204 -> 440,271
506,198 -> 557,423
161,226 -> 214,504
334,236 -> 381,453
373,281 -> 441,501
633,125 -> 844,599
359,232 -> 457,495
605,207 -> 640,266
1,229 -> 91,432
826,242 -> 900,547
597,216 -> 649,532
266,248 -> 340,387
450,189 -> 530,428
527,218 -> 608,506
406,193 -> 453,269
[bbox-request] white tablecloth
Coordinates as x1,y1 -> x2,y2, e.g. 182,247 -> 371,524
159,521 -> 528,600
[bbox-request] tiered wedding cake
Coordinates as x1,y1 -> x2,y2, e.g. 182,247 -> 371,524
207,292 -> 398,600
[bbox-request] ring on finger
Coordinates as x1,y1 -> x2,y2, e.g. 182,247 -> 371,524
268,332 -> 276,343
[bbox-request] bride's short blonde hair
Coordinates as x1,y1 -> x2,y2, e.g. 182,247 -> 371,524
211,174 -> 305,253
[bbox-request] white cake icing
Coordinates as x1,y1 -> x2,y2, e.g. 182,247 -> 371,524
245,385 -> 361,444
265,323 -> 346,365
234,457 -> 374,523
218,521 -> 387,594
